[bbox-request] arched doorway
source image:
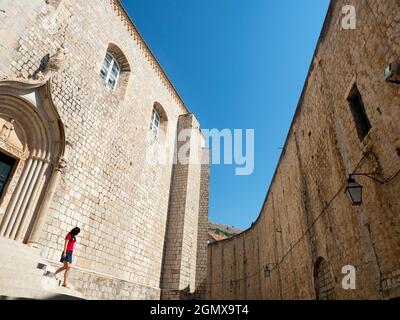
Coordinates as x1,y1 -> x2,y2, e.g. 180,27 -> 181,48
314,257 -> 336,300
0,79 -> 65,244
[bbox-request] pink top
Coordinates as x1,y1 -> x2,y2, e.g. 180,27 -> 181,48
66,233 -> 76,252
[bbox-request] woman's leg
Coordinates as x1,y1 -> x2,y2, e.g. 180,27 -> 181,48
62,262 -> 71,287
55,262 -> 67,275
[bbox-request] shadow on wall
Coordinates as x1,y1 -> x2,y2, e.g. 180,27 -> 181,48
177,280 -> 207,301
0,295 -> 84,300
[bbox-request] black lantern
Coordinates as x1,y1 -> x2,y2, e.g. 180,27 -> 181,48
264,265 -> 271,278
345,172 -> 385,206
345,177 -> 363,206
264,263 -> 277,278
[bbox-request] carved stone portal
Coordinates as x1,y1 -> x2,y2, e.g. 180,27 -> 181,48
0,79 -> 65,244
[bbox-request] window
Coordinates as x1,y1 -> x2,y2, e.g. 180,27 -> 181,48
99,44 -> 131,96
347,84 -> 371,141
100,52 -> 121,90
0,152 -> 16,199
150,109 -> 161,138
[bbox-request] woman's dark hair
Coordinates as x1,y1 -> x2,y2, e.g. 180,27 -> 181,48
69,227 -> 81,240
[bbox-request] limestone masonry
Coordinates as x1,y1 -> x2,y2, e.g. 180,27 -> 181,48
0,0 -> 209,299
208,0 -> 400,300
0,0 -> 399,301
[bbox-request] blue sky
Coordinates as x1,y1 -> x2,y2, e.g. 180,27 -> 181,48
121,0 -> 330,230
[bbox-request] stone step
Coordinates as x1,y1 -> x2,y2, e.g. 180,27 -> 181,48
0,264 -> 45,277
0,251 -> 47,265
0,251 -> 55,277
0,272 -> 56,288
0,270 -> 82,299
0,237 -> 40,254
0,285 -> 83,300
51,283 -> 83,299
0,237 -> 84,300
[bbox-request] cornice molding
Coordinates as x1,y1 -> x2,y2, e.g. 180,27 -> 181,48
109,0 -> 189,115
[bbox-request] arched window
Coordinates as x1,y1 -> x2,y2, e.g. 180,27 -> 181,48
100,52 -> 120,90
99,43 -> 131,95
150,102 -> 168,139
314,257 -> 336,300
150,109 -> 161,138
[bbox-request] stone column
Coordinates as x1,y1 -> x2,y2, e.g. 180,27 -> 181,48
27,158 -> 67,248
193,147 -> 210,299
0,158 -> 33,236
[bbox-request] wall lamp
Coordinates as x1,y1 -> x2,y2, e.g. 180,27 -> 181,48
345,173 -> 385,206
384,60 -> 400,84
264,263 -> 278,278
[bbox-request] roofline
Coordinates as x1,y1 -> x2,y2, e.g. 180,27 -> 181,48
209,0 -> 337,246
112,0 -> 190,115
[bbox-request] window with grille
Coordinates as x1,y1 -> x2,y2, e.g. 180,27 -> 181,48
347,84 -> 371,141
100,52 -> 121,90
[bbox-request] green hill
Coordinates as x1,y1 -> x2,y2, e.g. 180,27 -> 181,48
208,221 -> 242,239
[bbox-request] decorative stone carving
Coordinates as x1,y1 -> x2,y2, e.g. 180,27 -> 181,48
0,160 -> 25,209
0,79 -> 65,243
56,157 -> 68,173
0,141 -> 27,160
32,47 -> 65,81
44,0 -> 62,6
0,117 -> 27,159
0,119 -> 14,141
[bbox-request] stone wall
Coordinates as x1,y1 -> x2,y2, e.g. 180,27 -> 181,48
208,0 -> 400,300
0,0 -> 209,299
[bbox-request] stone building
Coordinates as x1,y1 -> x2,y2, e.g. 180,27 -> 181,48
208,0 -> 400,300
0,0 -> 209,299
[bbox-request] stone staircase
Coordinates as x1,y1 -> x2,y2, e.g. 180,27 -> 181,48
0,237 -> 84,300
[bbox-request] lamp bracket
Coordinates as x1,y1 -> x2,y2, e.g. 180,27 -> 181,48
349,173 -> 385,185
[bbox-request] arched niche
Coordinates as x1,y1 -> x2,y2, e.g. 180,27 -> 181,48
313,256 -> 336,300
0,79 -> 65,244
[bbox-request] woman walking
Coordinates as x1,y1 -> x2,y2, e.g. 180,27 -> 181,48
52,227 -> 81,288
